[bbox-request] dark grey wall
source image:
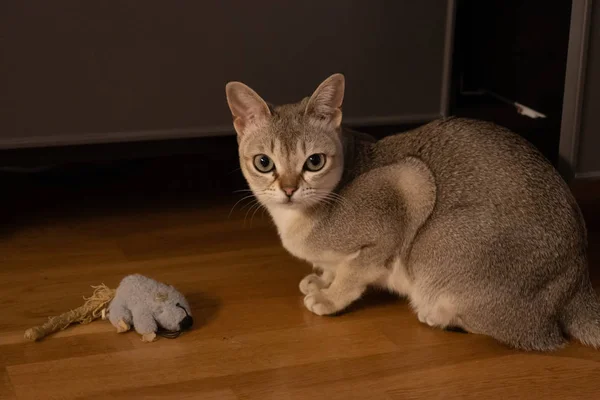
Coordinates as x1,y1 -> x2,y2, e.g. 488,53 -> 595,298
0,1 -> 452,149
576,0 -> 600,176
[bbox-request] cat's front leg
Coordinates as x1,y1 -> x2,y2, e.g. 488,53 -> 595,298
303,264 -> 377,316
299,266 -> 335,295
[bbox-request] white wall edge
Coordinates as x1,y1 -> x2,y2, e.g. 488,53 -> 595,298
440,0 -> 457,117
558,0 -> 594,179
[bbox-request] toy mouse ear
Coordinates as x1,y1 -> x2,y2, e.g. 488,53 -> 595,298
155,292 -> 169,302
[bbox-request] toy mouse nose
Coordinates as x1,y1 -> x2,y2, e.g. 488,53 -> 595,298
282,187 -> 297,197
179,315 -> 193,331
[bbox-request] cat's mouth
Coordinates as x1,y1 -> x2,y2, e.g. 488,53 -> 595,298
268,194 -> 308,208
277,197 -> 301,207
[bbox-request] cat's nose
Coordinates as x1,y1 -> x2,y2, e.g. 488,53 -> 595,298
179,315 -> 193,331
282,187 -> 297,197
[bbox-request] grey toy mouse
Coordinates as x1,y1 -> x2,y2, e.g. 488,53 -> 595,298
107,274 -> 193,342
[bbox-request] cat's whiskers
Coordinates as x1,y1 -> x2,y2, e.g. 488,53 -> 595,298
228,194 -> 259,219
249,201 -> 267,227
326,192 -> 354,210
243,200 -> 262,227
229,189 -> 269,220
239,198 -> 261,212
311,189 -> 353,211
321,196 -> 349,211
310,193 -> 338,209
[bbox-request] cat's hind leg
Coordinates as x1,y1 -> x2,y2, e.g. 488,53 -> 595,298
412,294 -> 461,329
416,287 -> 567,350
460,301 -> 567,351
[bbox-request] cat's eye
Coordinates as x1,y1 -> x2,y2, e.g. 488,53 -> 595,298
253,154 -> 275,173
304,154 -> 326,172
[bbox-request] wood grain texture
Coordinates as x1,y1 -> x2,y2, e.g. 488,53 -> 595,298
1,162 -> 600,399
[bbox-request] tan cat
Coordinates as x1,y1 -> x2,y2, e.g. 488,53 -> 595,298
225,73 -> 597,351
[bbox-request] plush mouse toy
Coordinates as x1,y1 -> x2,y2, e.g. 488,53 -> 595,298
24,274 -> 193,342
107,274 -> 193,342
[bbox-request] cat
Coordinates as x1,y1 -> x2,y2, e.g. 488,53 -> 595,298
225,73 -> 598,351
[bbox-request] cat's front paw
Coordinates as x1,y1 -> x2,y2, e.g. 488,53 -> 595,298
304,292 -> 337,315
299,273 -> 327,295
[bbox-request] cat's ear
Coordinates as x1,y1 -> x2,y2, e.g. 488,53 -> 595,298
225,82 -> 271,137
305,73 -> 345,128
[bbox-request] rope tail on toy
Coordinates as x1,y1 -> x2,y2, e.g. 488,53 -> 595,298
24,284 -> 116,342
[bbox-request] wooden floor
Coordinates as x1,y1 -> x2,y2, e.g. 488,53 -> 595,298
1,158 -> 600,400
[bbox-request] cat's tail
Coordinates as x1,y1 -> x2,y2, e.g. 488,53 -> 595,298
562,281 -> 600,348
